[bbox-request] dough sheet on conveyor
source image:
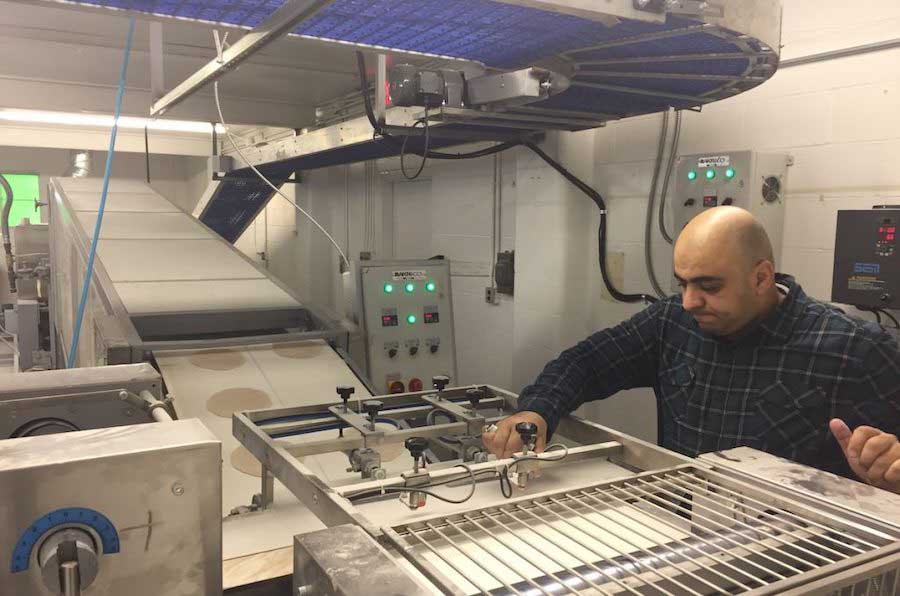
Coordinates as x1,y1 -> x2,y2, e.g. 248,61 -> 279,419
155,339 -> 412,558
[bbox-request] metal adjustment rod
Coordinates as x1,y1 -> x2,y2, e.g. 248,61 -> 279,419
346,400 -> 386,478
515,421 -> 542,488
405,437 -> 428,473
38,528 -> 99,596
432,375 -> 450,398
336,386 -> 354,438
336,386 -> 355,412
517,422 -> 538,452
400,437 -> 431,510
363,400 -> 382,432
465,388 -> 483,412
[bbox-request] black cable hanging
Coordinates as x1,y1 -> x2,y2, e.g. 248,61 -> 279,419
356,52 -> 656,304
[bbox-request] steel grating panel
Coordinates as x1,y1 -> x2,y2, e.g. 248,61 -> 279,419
384,466 -> 900,595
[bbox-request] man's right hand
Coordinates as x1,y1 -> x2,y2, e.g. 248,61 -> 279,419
482,411 -> 548,459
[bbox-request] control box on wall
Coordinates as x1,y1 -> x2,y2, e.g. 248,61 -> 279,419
358,260 -> 457,394
832,208 -> 899,309
672,151 -> 790,264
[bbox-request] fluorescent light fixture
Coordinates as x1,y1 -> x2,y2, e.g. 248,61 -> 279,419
0,108 -> 225,134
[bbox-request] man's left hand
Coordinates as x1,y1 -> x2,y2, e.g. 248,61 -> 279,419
830,418 -> 900,493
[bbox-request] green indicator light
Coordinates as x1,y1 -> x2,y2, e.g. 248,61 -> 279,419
383,283 -> 394,294
406,314 -> 417,324
404,282 -> 415,293
725,167 -> 736,179
706,169 -> 716,180
687,170 -> 697,181
425,282 -> 436,292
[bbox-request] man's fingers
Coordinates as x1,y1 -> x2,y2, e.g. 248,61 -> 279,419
829,419 -> 852,451
492,423 -> 512,458
859,433 -> 897,468
502,434 -> 523,459
885,460 -> 900,485
865,444 -> 900,486
847,426 -> 882,460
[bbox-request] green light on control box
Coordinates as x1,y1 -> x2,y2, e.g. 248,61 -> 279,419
406,314 -> 417,324
425,281 -> 436,292
687,170 -> 697,181
705,169 -> 716,180
725,167 -> 736,179
404,282 -> 415,293
383,283 -> 394,294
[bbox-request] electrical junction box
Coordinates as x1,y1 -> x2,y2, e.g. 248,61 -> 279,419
831,208 -> 900,309
672,151 -> 790,265
358,260 -> 457,394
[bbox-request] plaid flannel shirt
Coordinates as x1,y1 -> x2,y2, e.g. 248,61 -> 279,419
518,274 -> 900,478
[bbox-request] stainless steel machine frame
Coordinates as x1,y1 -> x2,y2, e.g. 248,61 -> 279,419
0,418 -> 222,596
48,178 -> 354,367
234,385 -> 900,595
0,362 -> 166,439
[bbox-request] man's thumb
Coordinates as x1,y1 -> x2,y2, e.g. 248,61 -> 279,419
830,418 -> 852,452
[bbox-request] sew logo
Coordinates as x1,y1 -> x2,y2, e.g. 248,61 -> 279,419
853,263 -> 880,275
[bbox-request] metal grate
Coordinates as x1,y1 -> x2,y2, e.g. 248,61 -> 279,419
385,466 -> 900,595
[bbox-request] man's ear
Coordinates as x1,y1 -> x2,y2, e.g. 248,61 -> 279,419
754,260 -> 776,294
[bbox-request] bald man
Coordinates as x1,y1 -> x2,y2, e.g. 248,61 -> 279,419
485,207 -> 900,493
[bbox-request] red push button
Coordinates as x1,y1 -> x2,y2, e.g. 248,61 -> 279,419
408,378 -> 423,392
389,381 -> 406,394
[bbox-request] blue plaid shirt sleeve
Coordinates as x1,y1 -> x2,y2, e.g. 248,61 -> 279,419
516,301 -> 664,436
855,329 -> 900,432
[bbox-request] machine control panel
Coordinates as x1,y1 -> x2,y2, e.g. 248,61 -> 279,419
832,209 -> 900,308
360,260 -> 457,393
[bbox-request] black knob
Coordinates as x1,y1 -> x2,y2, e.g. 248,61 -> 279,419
466,388 -> 483,409
409,346 -> 419,356
684,198 -> 695,207
388,348 -> 398,358
881,293 -> 893,303
405,436 -> 429,459
722,197 -> 734,206
432,375 -> 450,392
516,422 -> 538,446
337,386 -> 355,408
430,344 -> 439,354
363,400 -> 383,420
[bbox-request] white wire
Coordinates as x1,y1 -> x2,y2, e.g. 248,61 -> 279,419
213,81 -> 349,269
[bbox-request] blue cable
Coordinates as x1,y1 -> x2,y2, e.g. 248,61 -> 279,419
67,16 -> 136,368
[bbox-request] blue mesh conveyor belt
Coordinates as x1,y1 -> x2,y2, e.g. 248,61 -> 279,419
59,0 -> 775,118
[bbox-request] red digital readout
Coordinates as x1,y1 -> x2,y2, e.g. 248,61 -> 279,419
424,311 -> 439,324
879,226 -> 897,242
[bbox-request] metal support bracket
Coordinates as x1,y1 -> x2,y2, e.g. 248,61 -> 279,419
420,394 -> 486,436
327,405 -> 384,447
151,0 -> 336,117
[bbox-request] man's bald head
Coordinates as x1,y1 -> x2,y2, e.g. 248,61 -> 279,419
676,206 -> 774,272
673,207 -> 780,338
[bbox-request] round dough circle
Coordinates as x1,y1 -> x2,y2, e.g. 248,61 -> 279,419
231,446 -> 262,477
189,349 -> 245,371
272,342 -> 324,360
207,387 -> 272,418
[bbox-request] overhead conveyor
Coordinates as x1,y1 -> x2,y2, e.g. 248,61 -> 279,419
45,0 -> 782,243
